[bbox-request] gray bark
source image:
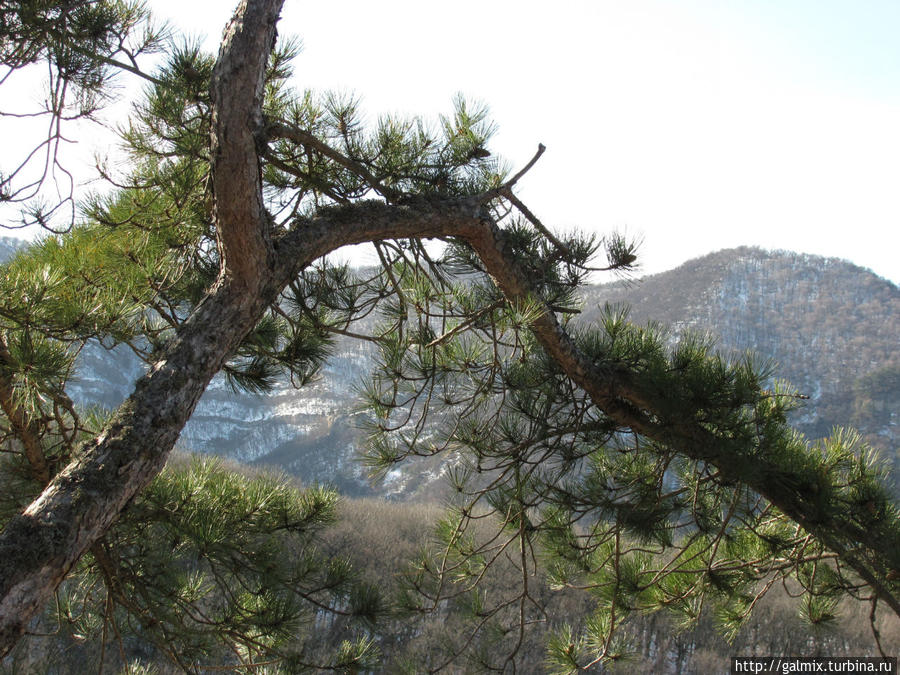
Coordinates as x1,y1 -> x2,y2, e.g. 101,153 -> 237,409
1,0 -> 898,658
0,2 -> 491,639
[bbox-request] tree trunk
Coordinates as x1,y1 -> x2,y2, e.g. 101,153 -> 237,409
0,0 -> 284,653
1,0 -> 898,659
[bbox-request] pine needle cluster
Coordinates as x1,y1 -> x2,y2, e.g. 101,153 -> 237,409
1,1 -> 898,672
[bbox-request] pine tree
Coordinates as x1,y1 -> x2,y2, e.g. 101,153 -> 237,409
1,0 -> 898,670
0,144 -> 382,669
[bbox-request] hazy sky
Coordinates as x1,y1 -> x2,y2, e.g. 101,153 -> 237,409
6,1 -> 900,283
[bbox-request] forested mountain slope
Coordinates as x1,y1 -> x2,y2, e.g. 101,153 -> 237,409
583,247 -> 899,469
6,241 -> 896,496
0,237 -> 22,263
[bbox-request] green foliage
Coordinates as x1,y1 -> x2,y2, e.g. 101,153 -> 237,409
363,254 -> 900,668
265,88 -> 505,212
0,1 -> 167,225
1,218 -> 197,346
2,2 -> 898,672
0,0 -> 163,119
34,458 -> 381,671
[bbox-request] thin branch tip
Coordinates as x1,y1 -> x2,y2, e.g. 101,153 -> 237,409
504,144 -> 546,189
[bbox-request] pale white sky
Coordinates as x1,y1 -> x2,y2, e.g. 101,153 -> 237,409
4,1 -> 899,283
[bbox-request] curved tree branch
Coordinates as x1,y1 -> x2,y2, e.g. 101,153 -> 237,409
209,0 -> 283,289
462,218 -> 900,617
1,0 -> 897,660
0,201 -> 490,655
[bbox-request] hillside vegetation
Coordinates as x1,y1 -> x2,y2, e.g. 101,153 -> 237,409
584,247 -> 899,480
8,456 -> 897,673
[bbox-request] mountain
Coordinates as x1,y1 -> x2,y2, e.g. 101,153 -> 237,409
582,247 -> 899,467
66,337 -> 389,495
0,236 -> 24,262
6,242 -> 897,497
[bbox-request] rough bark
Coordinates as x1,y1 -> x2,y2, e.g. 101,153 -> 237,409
0,4 -> 489,639
0,0 -> 277,653
209,0 -> 281,289
0,0 -> 897,658
464,220 -> 900,616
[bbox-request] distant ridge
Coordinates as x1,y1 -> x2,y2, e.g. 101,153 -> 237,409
584,246 -> 899,465
0,236 -> 24,262
2,241 -> 897,494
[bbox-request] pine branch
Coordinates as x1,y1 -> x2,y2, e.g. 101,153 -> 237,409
0,334 -> 49,485
265,119 -> 403,202
462,217 -> 900,618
